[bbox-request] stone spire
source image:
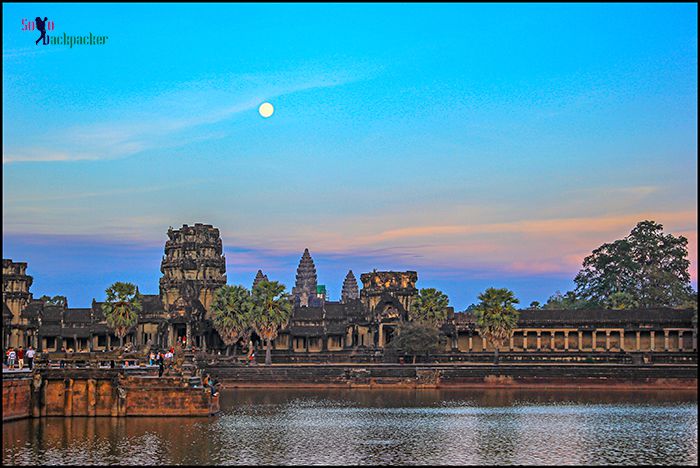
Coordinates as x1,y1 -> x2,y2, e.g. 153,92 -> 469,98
341,270 -> 359,303
292,248 -> 318,307
253,269 -> 268,290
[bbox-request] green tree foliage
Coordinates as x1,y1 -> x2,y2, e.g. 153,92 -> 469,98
528,301 -> 541,310
101,282 -> 142,348
676,290 -> 697,311
575,220 -> 693,309
250,280 -> 292,366
544,290 -> 590,310
474,287 -> 520,364
210,285 -> 253,355
410,288 -> 449,326
39,295 -> 67,307
603,291 -> 639,310
387,321 -> 444,364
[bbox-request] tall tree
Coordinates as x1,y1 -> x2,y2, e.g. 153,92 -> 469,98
101,282 -> 142,348
387,321 -> 444,364
474,287 -> 520,365
410,288 -> 450,326
250,280 -> 292,366
544,290 -> 590,310
574,220 -> 693,308
210,285 -> 253,356
528,301 -> 541,310
39,295 -> 67,307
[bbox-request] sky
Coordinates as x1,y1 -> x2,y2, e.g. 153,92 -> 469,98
3,3 -> 697,310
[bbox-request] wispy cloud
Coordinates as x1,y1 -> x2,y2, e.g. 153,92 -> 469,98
3,68 -> 368,164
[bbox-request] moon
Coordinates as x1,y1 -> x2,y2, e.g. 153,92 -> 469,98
258,102 -> 274,118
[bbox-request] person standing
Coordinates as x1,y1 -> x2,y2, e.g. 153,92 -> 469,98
17,346 -> 25,370
26,346 -> 36,370
157,350 -> 164,377
8,348 -> 16,369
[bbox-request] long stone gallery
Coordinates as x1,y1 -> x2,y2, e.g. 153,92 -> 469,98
3,223 -> 697,357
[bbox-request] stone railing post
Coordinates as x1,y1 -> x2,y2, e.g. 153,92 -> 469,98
592,331 -> 597,351
578,331 -> 583,351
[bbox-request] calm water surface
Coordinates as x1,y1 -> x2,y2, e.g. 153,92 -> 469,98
3,389 -> 697,465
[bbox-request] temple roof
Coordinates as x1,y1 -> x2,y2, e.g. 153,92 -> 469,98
293,306 -> 324,321
454,308 -> 696,327
42,305 -> 64,323
21,300 -> 44,319
64,308 -> 92,323
289,325 -> 325,337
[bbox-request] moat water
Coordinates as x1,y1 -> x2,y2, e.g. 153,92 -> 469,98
3,389 -> 697,465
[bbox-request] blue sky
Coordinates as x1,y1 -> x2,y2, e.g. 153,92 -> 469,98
3,3 -> 697,309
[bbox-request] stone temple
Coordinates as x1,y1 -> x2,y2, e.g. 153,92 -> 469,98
2,223 -> 697,357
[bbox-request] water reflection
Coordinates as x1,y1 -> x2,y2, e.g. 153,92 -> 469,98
4,389 -> 697,465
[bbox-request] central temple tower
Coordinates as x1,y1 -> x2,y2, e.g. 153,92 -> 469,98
291,248 -> 318,307
159,223 -> 227,347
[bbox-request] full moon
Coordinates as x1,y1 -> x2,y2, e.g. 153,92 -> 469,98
258,102 -> 274,118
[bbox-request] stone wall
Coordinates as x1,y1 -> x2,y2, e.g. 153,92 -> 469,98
2,374 -> 32,421
3,369 -> 218,422
204,363 -> 698,390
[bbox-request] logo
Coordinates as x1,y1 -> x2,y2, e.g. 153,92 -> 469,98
21,17 -> 108,48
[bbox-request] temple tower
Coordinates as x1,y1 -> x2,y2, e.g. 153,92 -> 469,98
292,248 -> 318,307
341,270 -> 360,303
360,270 -> 418,317
253,269 -> 268,290
2,259 -> 34,348
159,223 -> 227,322
359,270 -> 418,348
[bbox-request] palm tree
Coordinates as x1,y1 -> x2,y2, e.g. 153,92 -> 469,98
410,288 -> 450,326
210,285 -> 253,356
250,280 -> 292,366
474,287 -> 520,365
102,282 -> 142,348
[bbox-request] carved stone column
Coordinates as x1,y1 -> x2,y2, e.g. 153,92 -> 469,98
186,323 -> 192,349
578,331 -> 583,351
550,331 -> 555,352
605,331 -> 610,352
678,331 -> 684,351
635,331 -> 640,351
650,331 -> 655,351
564,331 -> 569,351
536,332 -> 541,351
468,334 -> 473,352
509,335 -> 514,352
664,330 -> 669,351
523,332 -> 528,351
592,331 -> 597,351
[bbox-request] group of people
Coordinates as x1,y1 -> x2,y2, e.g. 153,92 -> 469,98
4,346 -> 36,370
148,347 -> 176,377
